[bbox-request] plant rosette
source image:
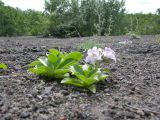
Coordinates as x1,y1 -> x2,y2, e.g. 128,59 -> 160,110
61,64 -> 109,93
0,63 -> 7,69
28,49 -> 83,78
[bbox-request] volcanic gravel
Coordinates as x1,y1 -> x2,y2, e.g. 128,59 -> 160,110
0,35 -> 160,120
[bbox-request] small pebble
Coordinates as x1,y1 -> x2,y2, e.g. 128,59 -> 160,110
60,90 -> 69,96
39,108 -> 49,114
20,111 -> 30,118
32,106 -> 38,112
59,116 -> 66,120
37,95 -> 43,100
44,86 -> 53,95
4,113 -> 13,120
0,101 -> 4,106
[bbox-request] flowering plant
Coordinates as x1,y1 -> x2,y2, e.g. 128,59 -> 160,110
61,46 -> 116,93
29,46 -> 116,93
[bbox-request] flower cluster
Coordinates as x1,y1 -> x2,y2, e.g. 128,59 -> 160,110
102,47 -> 116,62
85,47 -> 102,64
85,46 -> 116,65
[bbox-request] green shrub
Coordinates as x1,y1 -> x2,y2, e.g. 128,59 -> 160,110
49,24 -> 79,38
78,39 -> 104,50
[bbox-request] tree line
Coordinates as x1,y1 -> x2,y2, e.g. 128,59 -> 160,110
0,0 -> 49,36
0,0 -> 160,37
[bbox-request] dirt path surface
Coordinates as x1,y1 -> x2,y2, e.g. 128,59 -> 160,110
0,36 -> 160,120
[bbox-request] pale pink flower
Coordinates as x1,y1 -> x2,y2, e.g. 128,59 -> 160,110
102,47 -> 116,62
85,47 -> 102,64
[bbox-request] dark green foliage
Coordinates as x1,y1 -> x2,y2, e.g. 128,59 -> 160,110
23,9 -> 49,36
124,13 -> 160,35
45,0 -> 160,37
0,5 -> 22,36
0,0 -> 160,37
0,0 -> 48,36
49,24 -> 79,38
45,0 -> 126,37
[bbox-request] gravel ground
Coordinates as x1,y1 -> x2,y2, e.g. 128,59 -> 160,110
0,35 -> 160,120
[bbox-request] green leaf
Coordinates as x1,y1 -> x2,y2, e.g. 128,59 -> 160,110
54,69 -> 69,78
49,49 -> 60,56
61,78 -> 83,87
28,66 -> 47,75
57,58 -> 76,69
0,63 -> 7,69
55,69 -> 69,74
29,61 -> 41,67
63,52 -> 83,61
75,74 -> 87,82
85,78 -> 98,85
38,57 -> 49,67
57,52 -> 83,69
87,69 -> 98,78
72,64 -> 84,75
87,85 -> 96,93
99,74 -> 109,81
48,53 -> 58,63
54,57 -> 62,69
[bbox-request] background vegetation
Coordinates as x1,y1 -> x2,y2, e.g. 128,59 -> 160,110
0,0 -> 160,37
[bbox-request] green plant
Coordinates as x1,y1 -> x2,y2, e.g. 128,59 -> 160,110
61,64 -> 108,93
28,49 -> 83,78
78,39 -> 104,50
0,63 -> 7,69
49,24 -> 79,38
45,0 -> 125,37
29,47 -> 116,93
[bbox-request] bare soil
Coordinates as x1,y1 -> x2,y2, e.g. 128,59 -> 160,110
0,35 -> 160,120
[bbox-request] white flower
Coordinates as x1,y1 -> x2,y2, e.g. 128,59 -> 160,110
85,46 -> 102,64
102,47 -> 116,62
